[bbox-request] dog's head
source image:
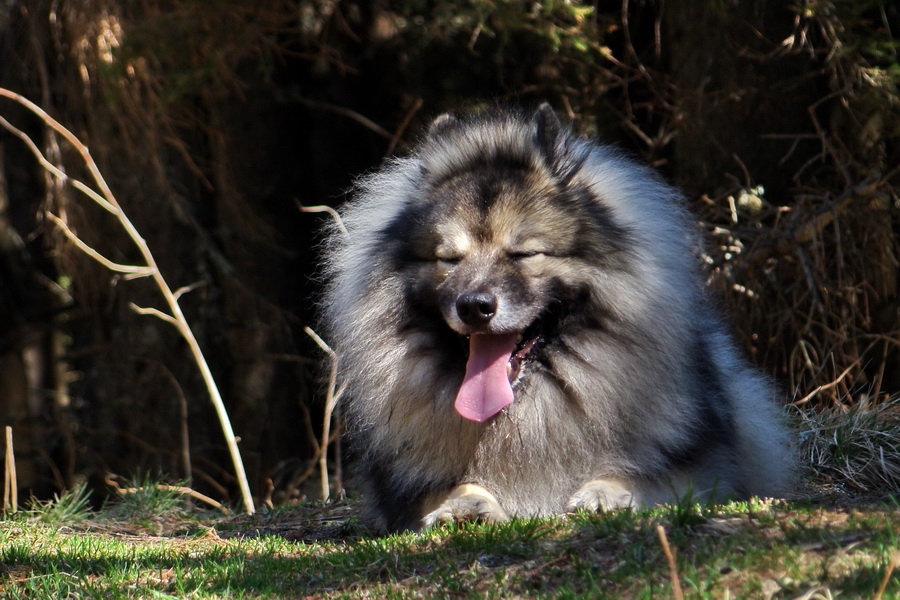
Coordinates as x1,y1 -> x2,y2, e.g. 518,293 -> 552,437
382,105 -> 634,421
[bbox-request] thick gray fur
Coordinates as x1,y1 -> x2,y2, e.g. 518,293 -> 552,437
320,104 -> 794,532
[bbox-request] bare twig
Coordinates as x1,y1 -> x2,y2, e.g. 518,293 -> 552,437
285,424 -> 342,497
0,87 -> 255,514
304,326 -> 346,501
45,213 -> 152,277
105,475 -> 228,514
262,478 -> 275,510
134,357 -> 192,483
173,281 -> 205,301
0,115 -> 117,213
129,303 -> 181,329
657,525 -> 684,600
385,97 -> 424,157
296,97 -> 392,139
874,553 -> 899,600
3,427 -> 17,513
297,201 -> 347,235
793,363 -> 856,405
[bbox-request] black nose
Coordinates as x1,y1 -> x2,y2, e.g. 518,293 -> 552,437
456,292 -> 498,325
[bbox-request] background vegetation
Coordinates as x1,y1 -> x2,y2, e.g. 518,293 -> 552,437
0,0 -> 897,509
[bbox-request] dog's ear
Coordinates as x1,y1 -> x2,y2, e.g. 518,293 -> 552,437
427,113 -> 459,140
533,103 -> 563,158
421,113 -> 459,177
533,103 -> 586,185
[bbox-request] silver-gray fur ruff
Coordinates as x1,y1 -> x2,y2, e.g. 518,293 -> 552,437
321,104 -> 794,532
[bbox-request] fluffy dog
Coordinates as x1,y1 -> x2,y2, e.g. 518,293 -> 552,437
320,104 -> 794,531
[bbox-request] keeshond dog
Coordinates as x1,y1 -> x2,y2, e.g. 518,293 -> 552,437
321,104 -> 794,532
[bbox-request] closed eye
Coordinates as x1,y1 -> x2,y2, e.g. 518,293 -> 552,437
508,250 -> 545,260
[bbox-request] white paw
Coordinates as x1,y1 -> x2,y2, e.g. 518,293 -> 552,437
567,479 -> 636,512
422,483 -> 509,527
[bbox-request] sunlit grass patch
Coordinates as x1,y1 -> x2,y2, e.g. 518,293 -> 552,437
0,483 -> 897,598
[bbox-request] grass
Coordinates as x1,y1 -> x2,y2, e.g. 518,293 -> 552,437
0,491 -> 898,599
23,482 -> 93,527
796,397 -> 900,494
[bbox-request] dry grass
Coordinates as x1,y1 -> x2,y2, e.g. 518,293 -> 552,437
797,396 -> 900,494
700,177 -> 899,408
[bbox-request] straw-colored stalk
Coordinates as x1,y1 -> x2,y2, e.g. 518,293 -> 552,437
3,427 -> 17,513
0,88 -> 255,514
304,327 -> 347,502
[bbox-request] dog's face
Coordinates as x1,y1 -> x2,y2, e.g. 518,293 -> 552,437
376,107 -> 637,422
391,162 -> 598,421
429,170 -> 573,338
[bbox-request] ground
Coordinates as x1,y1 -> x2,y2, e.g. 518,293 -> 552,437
1,488 -> 897,598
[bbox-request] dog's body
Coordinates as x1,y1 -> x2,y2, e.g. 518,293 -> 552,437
321,105 -> 793,532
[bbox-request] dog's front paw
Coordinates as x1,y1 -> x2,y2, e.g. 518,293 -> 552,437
567,479 -> 636,512
422,483 -> 509,527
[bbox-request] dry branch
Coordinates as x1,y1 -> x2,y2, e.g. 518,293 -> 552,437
0,87 -> 255,514
874,553 -> 899,600
105,475 -> 228,514
657,525 -> 684,600
295,97 -> 392,140
297,202 -> 347,235
3,427 -> 17,513
304,326 -> 346,501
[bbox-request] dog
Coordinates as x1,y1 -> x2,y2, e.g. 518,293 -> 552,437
320,104 -> 794,531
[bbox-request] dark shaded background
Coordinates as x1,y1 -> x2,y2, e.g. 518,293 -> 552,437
0,0 -> 897,507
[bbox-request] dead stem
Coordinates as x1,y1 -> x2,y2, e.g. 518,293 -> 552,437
0,87 -> 255,514
304,326 -> 346,502
657,525 -> 684,600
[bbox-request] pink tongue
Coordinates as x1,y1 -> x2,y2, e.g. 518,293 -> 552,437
455,333 -> 518,422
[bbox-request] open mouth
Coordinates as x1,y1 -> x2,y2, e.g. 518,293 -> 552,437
454,324 -> 542,423
507,332 -> 540,384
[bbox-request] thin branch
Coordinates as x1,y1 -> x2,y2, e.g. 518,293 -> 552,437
173,281 -> 204,301
793,363 -> 855,405
305,325 -> 335,358
0,117 -> 117,214
657,526 -> 684,600
385,97 -> 424,157
105,475 -> 228,514
304,326 -> 343,501
4,427 -> 17,514
129,303 -> 181,328
0,88 -> 119,208
134,357 -> 192,483
296,97 -> 392,139
46,213 -> 153,277
0,87 -> 255,514
297,201 -> 347,235
874,553 -> 899,600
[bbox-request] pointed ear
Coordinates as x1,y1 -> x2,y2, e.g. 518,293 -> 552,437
427,113 -> 459,140
533,103 -> 562,158
533,104 -> 586,184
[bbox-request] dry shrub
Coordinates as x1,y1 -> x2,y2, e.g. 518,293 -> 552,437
701,177 -> 898,404
693,2 -> 900,408
797,397 -> 900,494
